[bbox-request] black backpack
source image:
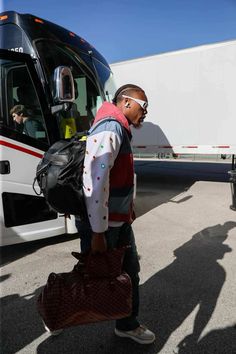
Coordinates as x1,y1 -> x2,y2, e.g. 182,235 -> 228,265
33,131 -> 87,217
33,118 -> 121,217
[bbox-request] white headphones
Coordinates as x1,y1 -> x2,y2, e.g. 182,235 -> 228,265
125,102 -> 130,108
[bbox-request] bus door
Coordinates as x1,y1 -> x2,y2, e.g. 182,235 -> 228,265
0,50 -> 65,246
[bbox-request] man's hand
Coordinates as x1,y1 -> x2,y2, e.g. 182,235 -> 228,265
91,232 -> 107,253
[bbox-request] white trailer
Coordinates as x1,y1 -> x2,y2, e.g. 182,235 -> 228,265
111,40 -> 236,156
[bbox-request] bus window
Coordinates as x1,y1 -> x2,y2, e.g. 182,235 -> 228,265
3,59 -> 48,142
36,41 -> 104,137
87,55 -> 116,102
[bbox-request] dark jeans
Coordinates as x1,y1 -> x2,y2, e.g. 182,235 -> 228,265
75,218 -> 140,331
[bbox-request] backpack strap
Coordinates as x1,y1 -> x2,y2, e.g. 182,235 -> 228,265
89,117 -> 124,138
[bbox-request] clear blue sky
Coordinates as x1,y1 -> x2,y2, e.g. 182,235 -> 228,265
2,0 -> 236,63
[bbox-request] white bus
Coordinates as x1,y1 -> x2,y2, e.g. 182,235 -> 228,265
0,11 -> 115,246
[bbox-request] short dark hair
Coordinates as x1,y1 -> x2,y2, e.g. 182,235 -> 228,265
10,104 -> 28,116
112,84 -> 145,104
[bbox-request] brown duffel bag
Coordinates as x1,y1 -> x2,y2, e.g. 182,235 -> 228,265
37,247 -> 132,331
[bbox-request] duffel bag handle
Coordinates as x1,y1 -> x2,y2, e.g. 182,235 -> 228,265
72,246 -> 130,278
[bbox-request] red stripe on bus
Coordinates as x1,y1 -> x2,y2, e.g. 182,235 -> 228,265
182,146 -> 198,148
0,140 -> 43,158
213,145 -> 230,148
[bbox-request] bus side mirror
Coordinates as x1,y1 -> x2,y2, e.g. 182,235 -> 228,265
54,66 -> 75,103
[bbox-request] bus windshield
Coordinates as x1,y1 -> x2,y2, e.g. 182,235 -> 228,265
36,40 -> 115,137
0,11 -> 116,137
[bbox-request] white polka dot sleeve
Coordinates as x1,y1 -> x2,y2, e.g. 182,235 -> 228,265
82,127 -> 122,233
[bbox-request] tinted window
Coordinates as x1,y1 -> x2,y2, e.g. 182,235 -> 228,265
0,24 -> 35,57
1,57 -> 48,142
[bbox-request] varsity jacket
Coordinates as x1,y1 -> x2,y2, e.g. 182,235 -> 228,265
82,102 -> 135,233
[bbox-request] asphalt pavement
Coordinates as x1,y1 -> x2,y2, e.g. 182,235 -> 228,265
1,159 -> 236,354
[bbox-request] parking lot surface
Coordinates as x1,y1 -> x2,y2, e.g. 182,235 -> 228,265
1,160 -> 236,354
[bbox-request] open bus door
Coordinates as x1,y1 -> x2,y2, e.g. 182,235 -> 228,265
0,49 -> 70,246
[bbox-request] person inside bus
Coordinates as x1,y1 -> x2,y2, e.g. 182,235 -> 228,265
10,104 -> 45,139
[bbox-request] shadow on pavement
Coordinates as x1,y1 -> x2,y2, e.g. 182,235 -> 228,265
135,170 -> 195,218
1,287 -> 44,354
134,159 -> 231,218
139,221 -> 236,353
135,160 -> 231,183
0,233 -> 79,267
177,325 -> 236,354
1,222 -> 235,354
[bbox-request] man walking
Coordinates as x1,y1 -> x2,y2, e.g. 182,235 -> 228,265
76,84 -> 155,344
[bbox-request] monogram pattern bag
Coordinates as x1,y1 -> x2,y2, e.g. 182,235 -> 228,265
37,247 -> 132,331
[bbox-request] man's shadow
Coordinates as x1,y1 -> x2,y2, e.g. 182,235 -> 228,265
0,287 -> 45,354
3,221 -> 234,354
36,221 -> 235,354
177,325 -> 236,354
139,221 -> 236,353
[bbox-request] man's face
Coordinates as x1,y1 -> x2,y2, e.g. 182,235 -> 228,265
12,112 -> 23,125
123,91 -> 148,128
